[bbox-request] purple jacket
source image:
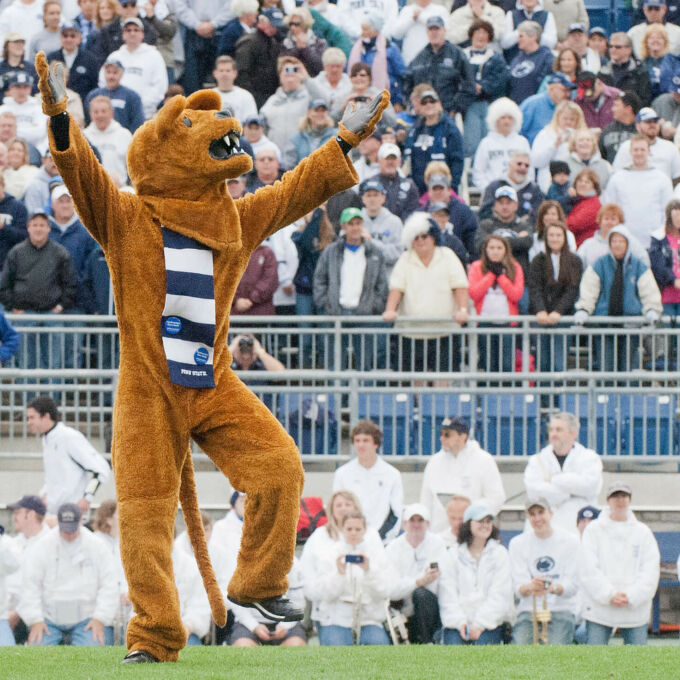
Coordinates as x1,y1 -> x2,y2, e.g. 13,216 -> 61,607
576,84 -> 622,130
231,244 -> 279,316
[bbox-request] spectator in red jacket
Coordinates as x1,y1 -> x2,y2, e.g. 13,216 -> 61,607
566,168 -> 602,247
231,243 -> 279,315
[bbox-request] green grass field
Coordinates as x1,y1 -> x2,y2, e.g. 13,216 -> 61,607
2,645 -> 680,680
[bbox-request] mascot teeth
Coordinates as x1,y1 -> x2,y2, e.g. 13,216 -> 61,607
209,130 -> 241,160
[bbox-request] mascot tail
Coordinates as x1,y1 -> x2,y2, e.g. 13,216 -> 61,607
179,452 -> 228,627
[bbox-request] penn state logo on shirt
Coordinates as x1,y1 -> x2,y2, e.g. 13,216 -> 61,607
511,59 -> 536,79
414,134 -> 435,152
76,66 -> 87,74
535,556 -> 555,573
673,75 -> 680,86
443,58 -> 453,68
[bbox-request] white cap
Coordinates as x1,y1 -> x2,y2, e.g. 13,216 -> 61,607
378,142 -> 401,159
51,184 -> 71,201
403,503 -> 430,522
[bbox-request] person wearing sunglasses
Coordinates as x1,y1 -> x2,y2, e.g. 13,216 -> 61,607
281,7 -> 326,78
597,32 -> 652,106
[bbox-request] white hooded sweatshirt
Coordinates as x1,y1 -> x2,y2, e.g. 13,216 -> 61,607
84,119 -> 132,185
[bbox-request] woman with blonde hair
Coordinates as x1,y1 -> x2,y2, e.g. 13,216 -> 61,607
531,100 -> 588,193
3,138 -> 38,200
28,0 -> 62,61
565,128 -> 611,190
84,0 -> 117,54
291,99 -> 337,164
281,6 -> 327,77
640,24 -> 669,100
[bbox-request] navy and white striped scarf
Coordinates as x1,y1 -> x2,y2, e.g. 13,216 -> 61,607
161,227 -> 216,388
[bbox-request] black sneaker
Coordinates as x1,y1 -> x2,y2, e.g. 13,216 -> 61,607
229,595 -> 304,622
121,650 -> 159,664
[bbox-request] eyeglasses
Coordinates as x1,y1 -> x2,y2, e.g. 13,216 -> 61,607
514,161 -> 530,168
609,44 -> 628,49
121,1 -> 137,6
421,98 -> 437,104
288,21 -> 301,26
413,233 -> 430,241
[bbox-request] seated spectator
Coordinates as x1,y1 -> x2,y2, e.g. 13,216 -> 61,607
628,0 -> 680,60
442,505 -> 513,645
0,172 -> 27,268
519,73 -> 573,145
374,142 -> 420,221
598,91 -> 641,164
603,134 -> 673,248
448,0 -> 505,49
210,55 -> 257,123
648,198 -> 680,317
564,22 -> 601,73
597,33 -> 652,107
438,495 -> 470,550
566,169 -> 602,246
529,199 -> 576,260
501,0 -> 557,61
359,178 -> 403,273
28,0 -> 63,62
291,99 -> 337,166
229,334 -> 285,371
479,152 -> 544,223
333,419 -> 403,541
305,48 -> 352,114
403,89 -> 463,194
0,532 -> 19,645
20,503 -> 118,646
391,0 -> 449,65
468,233 -> 525,374
531,101 -> 587,193
462,20 -> 510,158
217,0 -> 259,58
281,7 -> 326,78
231,242 -> 278,315
473,97 -> 530,193
509,497 -> 581,644
385,504 -> 452,644
545,160 -> 570,211
242,116 -> 281,166
245,147 -> 282,193
0,33 -> 38,102
382,212 -> 469,372
83,95 -> 132,185
580,482 -> 660,646
574,71 -> 620,129
574,225 -> 662,372
508,21 -> 554,105
402,15 -> 475,116
588,26 -> 609,60
566,129 -> 611,191
0,74 -> 47,154
4,139 -> 39,200
420,417 -> 505,534
639,23 -> 669,101
427,202 -> 469,265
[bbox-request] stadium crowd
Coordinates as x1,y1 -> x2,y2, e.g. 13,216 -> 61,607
0,408 -> 669,647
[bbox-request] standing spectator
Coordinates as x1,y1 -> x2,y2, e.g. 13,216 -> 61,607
543,0 -> 588,43
359,178 -> 403,274
462,20 -> 510,158
653,86 -> 680,141
0,0 -> 46,49
403,89 -> 464,194
281,7 -> 327,78
581,482 -> 660,646
597,33 -> 652,107
529,200 -> 576,260
402,16 -> 475,116
391,0 -> 449,65
574,71 -> 620,129
447,0 -> 506,48
638,24 -> 670,101
603,135 -> 673,248
26,396 -> 111,515
598,91 -> 641,164
420,417 -> 505,534
565,129 -> 611,191
564,22 -> 600,73
0,173 -> 27,268
628,0 -> 680,60
385,504 -> 452,644
509,498 -> 581,644
217,0 -> 258,58
473,97 -> 530,193
438,495 -> 470,549
519,73 -> 573,145
20,503 -> 118,646
566,169 -> 602,246
231,243 -> 278,316
263,226 -> 299,317
507,21 -> 554,105
0,74 -> 47,153
649,199 -> 680,317
304,48 -> 352,114
229,334 -> 285,372
291,99 -> 337,166
28,0 -> 63,61
0,308 -> 19,364
335,0 -> 398,43
0,33 -> 38,102
3,139 -> 38,201
333,420 -> 404,542
210,55 -> 257,123
374,143 -> 420,221
502,3 -> 557,62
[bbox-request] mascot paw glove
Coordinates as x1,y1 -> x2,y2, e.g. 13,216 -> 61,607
338,90 -> 390,148
35,52 -> 68,117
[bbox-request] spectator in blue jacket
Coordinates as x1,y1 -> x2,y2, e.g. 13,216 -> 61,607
519,73 -> 573,144
508,21 -> 554,104
0,310 -> 19,364
0,174 -> 28,270
291,99 -> 338,165
47,24 -> 100,104
217,0 -> 259,57
403,89 -> 464,194
648,198 -> 680,317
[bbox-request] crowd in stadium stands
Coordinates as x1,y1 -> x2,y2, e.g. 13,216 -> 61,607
0,410 -> 668,647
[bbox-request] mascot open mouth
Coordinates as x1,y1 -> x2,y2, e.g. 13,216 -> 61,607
209,130 -> 244,160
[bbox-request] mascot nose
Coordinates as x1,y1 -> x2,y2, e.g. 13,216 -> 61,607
215,108 -> 235,119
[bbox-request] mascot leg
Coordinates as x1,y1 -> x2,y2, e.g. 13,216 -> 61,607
191,371 -> 304,602
112,395 -> 190,662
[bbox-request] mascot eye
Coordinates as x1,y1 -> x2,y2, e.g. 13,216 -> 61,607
183,117 -> 192,127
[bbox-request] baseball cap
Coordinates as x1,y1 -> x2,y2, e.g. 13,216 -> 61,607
495,185 -> 518,202
420,89 -> 440,103
360,178 -> 386,195
463,504 -> 494,522
261,7 -> 285,27
577,505 -> 601,522
525,497 -> 551,511
104,56 -> 124,69
61,21 -> 82,33
568,22 -> 586,33
340,206 -> 363,223
308,98 -> 328,110
428,173 -> 449,189
403,503 -> 430,522
57,503 -> 82,533
4,32 -> 25,42
426,15 -> 445,29
636,106 -> 659,123
122,17 -> 144,29
7,71 -> 33,88
7,495 -> 46,516
589,26 -> 607,38
51,184 -> 71,201
441,416 -> 469,434
244,115 -> 264,126
28,209 -> 50,221
577,70 -> 597,85
643,0 -> 665,6
378,142 -> 401,159
427,201 -> 449,213
606,481 -> 632,498
546,73 -> 576,89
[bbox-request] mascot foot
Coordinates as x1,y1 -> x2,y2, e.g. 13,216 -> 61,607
121,650 -> 160,664
230,595 -> 304,622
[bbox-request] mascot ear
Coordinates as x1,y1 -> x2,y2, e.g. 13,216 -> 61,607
155,95 -> 186,139
186,90 -> 222,112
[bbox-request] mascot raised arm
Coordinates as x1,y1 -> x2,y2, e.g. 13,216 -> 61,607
35,52 -> 389,664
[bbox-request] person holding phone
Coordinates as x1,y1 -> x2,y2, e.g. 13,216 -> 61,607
315,512 -> 394,645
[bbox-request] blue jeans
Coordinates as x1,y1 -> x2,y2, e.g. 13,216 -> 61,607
187,633 -> 202,645
443,625 -> 503,645
464,100 -> 489,158
41,618 -> 101,646
182,30 -> 218,94
574,619 -> 587,644
511,610 -> 575,645
19,312 -> 63,371
478,328 -> 515,374
0,619 -> 15,646
586,621 -> 648,645
296,293 -> 322,368
318,624 -> 389,646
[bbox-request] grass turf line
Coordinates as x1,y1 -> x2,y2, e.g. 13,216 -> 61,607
2,645 -> 680,680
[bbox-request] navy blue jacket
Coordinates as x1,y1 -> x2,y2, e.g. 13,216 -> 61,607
82,244 -> 112,314
0,60 -> 38,99
0,194 -> 28,269
479,179 -> 544,222
424,196 -> 478,255
504,8 -> 549,63
376,172 -> 421,221
218,17 -> 246,57
84,85 -> 145,132
649,229 -> 676,291
508,46 -> 553,104
292,208 -> 325,297
0,311 -> 19,365
46,47 -> 99,103
471,51 -> 510,101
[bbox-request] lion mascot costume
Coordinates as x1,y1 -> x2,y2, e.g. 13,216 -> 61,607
35,52 -> 388,663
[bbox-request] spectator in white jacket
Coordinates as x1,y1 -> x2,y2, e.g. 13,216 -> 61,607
441,504 -> 513,645
305,48 -> 353,115
210,491 -> 245,559
509,497 -> 581,644
523,411 -> 603,534
172,543 -> 211,645
100,18 -> 168,119
20,504 -> 118,646
83,95 -> 132,186
385,503 -> 452,644
580,482 -> 660,645
264,225 -> 299,315
473,97 -> 531,193
447,0 -> 506,48
391,0 -> 449,65
0,72 -> 48,153
420,417 -> 506,535
438,495 -> 470,550
315,512 -> 393,645
0,1 -> 45,50
0,525 -> 19,646
211,56 -> 258,124
332,419 -> 403,543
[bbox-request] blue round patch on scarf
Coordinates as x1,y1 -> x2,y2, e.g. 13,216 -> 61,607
165,316 -> 182,334
194,347 -> 210,365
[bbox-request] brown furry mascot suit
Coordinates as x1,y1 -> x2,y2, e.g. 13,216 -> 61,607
35,52 -> 389,664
